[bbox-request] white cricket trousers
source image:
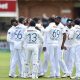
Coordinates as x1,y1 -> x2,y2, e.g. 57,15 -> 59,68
9,49 -> 25,76
45,44 -> 56,76
24,45 -> 39,78
53,47 -> 69,76
38,45 -> 44,74
64,47 -> 75,75
43,44 -> 49,73
75,45 -> 80,77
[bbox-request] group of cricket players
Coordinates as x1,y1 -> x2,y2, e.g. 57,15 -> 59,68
7,15 -> 80,79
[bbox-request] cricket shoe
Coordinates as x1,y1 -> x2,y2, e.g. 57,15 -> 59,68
38,72 -> 45,78
55,76 -> 61,78
62,73 -> 71,78
32,74 -> 38,79
9,74 -> 18,78
70,76 -> 80,79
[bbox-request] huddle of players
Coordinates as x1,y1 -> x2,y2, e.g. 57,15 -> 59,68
7,16 -> 80,79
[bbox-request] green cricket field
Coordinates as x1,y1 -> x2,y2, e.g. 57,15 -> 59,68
0,50 -> 74,80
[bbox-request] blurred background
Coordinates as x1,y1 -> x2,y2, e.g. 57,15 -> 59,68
0,0 -> 80,50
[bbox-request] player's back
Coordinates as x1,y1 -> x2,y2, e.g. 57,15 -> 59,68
13,24 -> 26,49
64,26 -> 73,47
74,25 -> 80,45
7,26 -> 16,50
23,27 -> 43,49
46,27 -> 62,46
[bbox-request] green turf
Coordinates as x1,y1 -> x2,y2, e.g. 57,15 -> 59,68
0,50 -> 74,80
0,35 -> 7,40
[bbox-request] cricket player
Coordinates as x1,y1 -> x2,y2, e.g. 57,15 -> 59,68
64,19 -> 75,76
54,16 -> 69,78
7,18 -> 19,78
22,20 -> 43,79
13,16 -> 27,78
43,17 -> 55,74
69,18 -> 80,79
35,18 -> 44,76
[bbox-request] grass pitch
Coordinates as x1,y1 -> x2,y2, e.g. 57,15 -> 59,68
0,50 -> 74,80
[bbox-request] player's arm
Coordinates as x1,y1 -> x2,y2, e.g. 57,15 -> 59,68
21,30 -> 27,45
43,33 -> 47,52
38,31 -> 46,51
61,33 -> 67,50
68,29 -> 74,39
38,31 -> 44,43
7,30 -> 14,43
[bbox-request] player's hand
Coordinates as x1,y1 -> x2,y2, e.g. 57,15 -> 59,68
43,47 -> 46,52
61,45 -> 67,50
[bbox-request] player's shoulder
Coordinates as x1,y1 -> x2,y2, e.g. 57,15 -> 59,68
49,22 -> 56,27
69,27 -> 75,33
8,26 -> 15,32
74,25 -> 80,29
17,23 -> 26,29
58,22 -> 65,28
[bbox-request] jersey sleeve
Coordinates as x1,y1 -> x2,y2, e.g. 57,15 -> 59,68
68,28 -> 75,39
41,25 -> 52,32
37,31 -> 44,44
7,29 -> 14,43
62,27 -> 67,34
43,32 -> 47,47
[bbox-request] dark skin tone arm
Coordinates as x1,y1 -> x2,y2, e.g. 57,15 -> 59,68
61,33 -> 67,50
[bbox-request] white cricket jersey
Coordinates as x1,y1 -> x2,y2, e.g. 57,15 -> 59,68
7,26 -> 15,50
64,26 -> 74,47
43,22 -> 66,46
44,25 -> 66,46
23,27 -> 43,48
13,23 -> 27,49
69,25 -> 80,46
57,22 -> 65,29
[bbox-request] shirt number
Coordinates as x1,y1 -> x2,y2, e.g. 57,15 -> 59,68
76,30 -> 80,40
50,30 -> 60,40
27,33 -> 37,43
14,30 -> 22,40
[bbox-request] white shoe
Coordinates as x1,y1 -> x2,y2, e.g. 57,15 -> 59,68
32,74 -> 38,79
62,74 -> 71,78
56,76 -> 61,78
38,73 -> 45,77
71,76 -> 80,79
27,74 -> 32,78
9,74 -> 18,78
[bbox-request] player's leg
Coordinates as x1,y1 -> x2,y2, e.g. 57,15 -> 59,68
55,46 -> 60,77
43,44 -> 49,74
18,49 -> 26,78
67,47 -> 75,75
75,45 -> 80,78
32,47 -> 39,79
64,48 -> 70,70
49,45 -> 56,77
59,49 -> 70,77
38,45 -> 44,76
9,49 -> 18,77
21,48 -> 31,78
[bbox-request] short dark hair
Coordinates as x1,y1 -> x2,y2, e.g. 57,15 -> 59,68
67,18 -> 73,23
33,17 -> 40,23
55,16 -> 61,20
29,20 -> 36,26
11,18 -> 17,25
18,16 -> 25,23
48,17 -> 54,22
74,18 -> 80,25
